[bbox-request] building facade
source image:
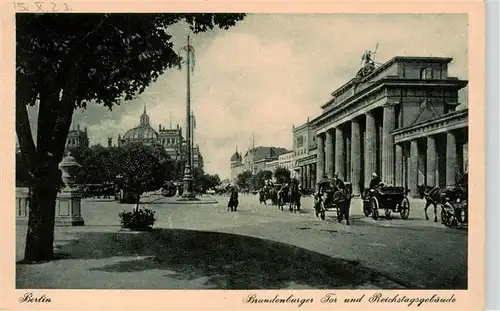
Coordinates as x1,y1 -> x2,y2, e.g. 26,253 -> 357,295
292,119 -> 318,190
311,56 -> 468,196
66,125 -> 89,150
278,150 -> 294,172
230,146 -> 288,182
118,106 -> 203,168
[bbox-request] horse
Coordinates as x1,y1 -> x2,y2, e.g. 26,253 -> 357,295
269,188 -> 278,206
228,189 -> 239,212
418,184 -> 468,224
288,183 -> 301,213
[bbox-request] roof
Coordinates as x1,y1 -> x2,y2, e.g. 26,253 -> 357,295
230,152 -> 242,162
244,146 -> 289,161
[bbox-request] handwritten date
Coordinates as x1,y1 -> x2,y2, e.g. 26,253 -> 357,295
13,2 -> 72,12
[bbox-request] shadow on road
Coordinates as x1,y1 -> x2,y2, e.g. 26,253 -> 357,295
43,228 -> 405,289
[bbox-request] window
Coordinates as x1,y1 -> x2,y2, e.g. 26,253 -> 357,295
420,68 -> 433,80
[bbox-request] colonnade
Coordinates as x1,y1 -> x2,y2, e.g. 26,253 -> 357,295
297,164 -> 316,190
316,104 -> 468,196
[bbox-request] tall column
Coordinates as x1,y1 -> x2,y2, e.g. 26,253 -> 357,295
346,135 -> 351,182
335,127 -> 345,180
310,164 -> 316,189
426,136 -> 437,187
351,119 -> 361,195
325,130 -> 334,179
409,140 -> 419,196
446,131 -> 457,187
364,111 -> 377,188
300,166 -> 305,187
316,134 -> 325,185
305,164 -> 311,190
382,105 -> 396,185
395,143 -> 403,187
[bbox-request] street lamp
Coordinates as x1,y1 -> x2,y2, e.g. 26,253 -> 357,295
179,35 -> 196,199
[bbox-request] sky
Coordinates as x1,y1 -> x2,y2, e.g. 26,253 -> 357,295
26,14 -> 468,180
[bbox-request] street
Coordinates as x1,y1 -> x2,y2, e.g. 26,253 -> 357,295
16,193 -> 467,289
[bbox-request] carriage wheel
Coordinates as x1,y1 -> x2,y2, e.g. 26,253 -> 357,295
400,197 -> 410,220
370,197 -> 379,220
385,208 -> 392,219
363,202 -> 371,217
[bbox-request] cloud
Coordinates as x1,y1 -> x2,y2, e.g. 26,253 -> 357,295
26,14 -> 468,180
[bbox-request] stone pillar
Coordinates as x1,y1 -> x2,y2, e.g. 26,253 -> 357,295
325,130 -> 334,179
56,154 -> 85,226
316,134 -> 325,185
335,127 -> 345,180
426,136 -> 437,187
310,164 -> 316,190
351,119 -> 361,195
409,140 -> 419,197
382,105 -> 396,185
446,131 -> 457,187
364,111 -> 377,188
305,164 -> 311,190
395,143 -> 403,187
346,135 -> 351,182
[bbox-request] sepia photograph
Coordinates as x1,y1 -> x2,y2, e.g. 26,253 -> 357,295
13,12 -> 472,294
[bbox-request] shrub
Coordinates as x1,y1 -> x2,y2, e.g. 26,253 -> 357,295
119,208 -> 156,231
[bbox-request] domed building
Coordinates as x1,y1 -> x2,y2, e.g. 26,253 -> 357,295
117,105 -> 203,169
119,107 -> 159,146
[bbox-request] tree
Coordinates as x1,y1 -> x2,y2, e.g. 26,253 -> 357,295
274,167 -> 291,184
250,170 -> 273,190
236,170 -> 253,189
117,143 -> 169,210
16,13 -> 246,262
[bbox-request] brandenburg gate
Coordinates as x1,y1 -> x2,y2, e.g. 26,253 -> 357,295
312,56 -> 468,196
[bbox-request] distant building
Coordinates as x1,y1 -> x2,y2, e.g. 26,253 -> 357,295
278,150 -> 294,172
117,106 -> 203,168
66,124 -> 89,151
292,118 -> 318,190
230,145 -> 289,182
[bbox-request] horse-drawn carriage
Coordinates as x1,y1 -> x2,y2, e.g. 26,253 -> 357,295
313,179 -> 353,223
419,173 -> 468,228
362,185 -> 410,220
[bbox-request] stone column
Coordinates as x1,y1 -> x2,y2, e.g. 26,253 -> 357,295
346,135 -> 351,182
409,140 -> 419,197
446,131 -> 457,187
335,127 -> 345,180
325,130 -> 334,179
310,164 -> 316,190
351,119 -> 361,195
382,105 -> 396,185
300,166 -> 305,187
316,134 -> 325,185
395,143 -> 403,187
364,111 -> 377,188
426,136 -> 437,187
305,164 -> 311,190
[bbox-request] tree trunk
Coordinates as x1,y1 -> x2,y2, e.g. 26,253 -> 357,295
135,193 -> 141,212
23,182 -> 58,262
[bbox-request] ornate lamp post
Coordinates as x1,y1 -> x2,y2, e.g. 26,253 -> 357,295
179,35 -> 196,199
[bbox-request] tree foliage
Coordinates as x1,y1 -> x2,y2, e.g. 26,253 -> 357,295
236,170 -> 253,189
274,167 -> 291,184
250,170 -> 273,190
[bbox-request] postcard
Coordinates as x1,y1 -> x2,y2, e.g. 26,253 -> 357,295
1,0 -> 485,310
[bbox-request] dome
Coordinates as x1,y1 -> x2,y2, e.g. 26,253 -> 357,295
123,125 -> 158,140
122,105 -> 158,141
231,152 -> 242,162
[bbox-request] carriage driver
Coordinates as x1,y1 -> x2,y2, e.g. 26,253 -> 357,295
369,172 -> 382,189
331,173 -> 345,192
